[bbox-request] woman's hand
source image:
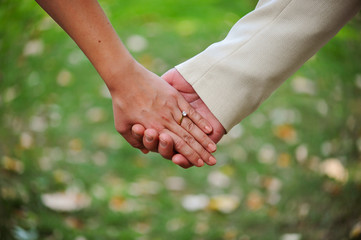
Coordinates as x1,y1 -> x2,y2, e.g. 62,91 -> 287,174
109,63 -> 217,167
131,68 -> 226,168
35,0 -> 216,167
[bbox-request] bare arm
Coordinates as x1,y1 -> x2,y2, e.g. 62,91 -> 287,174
35,0 -> 217,167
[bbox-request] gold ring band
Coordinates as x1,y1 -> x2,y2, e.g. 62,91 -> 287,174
179,111 -> 187,125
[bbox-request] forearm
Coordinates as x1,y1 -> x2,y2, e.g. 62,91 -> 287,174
176,0 -> 361,131
36,0 -> 218,166
36,0 -> 134,90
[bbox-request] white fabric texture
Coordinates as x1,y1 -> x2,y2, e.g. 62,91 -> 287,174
176,0 -> 361,132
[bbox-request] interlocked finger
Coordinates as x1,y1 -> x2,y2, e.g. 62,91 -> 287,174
123,129 -> 146,151
167,119 -> 215,166
172,153 -> 194,169
177,113 -> 217,166
131,124 -> 149,153
143,129 -> 159,152
158,133 -> 175,160
178,102 -> 213,135
180,114 -> 216,151
162,129 -> 204,167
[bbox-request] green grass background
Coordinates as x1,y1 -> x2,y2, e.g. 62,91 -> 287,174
1,1 -> 361,239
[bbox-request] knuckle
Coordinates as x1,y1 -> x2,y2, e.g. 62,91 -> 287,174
188,108 -> 203,124
184,120 -> 194,132
115,124 -> 127,134
187,107 -> 196,118
198,118 -> 207,126
131,142 -> 143,149
169,89 -> 179,98
199,149 -> 210,160
187,152 -> 199,163
174,138 -> 186,150
161,152 -> 172,160
174,140 -> 193,159
161,113 -> 172,123
167,90 -> 178,100
180,162 -> 192,169
127,139 -> 143,149
182,133 -> 194,145
200,134 -> 210,146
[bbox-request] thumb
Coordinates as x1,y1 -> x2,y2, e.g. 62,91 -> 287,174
161,68 -> 177,85
162,68 -> 194,94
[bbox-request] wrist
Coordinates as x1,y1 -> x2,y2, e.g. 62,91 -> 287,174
102,58 -> 149,97
94,49 -> 141,93
101,59 -> 135,91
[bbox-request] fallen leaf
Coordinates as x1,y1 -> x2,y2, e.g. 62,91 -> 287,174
195,222 -> 209,235
53,169 -> 72,184
262,177 -> 282,193
350,221 -> 361,239
2,156 -> 24,174
65,216 -> 83,229
295,145 -> 308,164
128,179 -> 161,196
319,158 -> 348,183
30,116 -> 48,132
57,70 -> 72,87
20,132 -> 34,149
355,74 -> 361,89
281,233 -> 302,240
246,191 -> 264,211
277,153 -> 291,168
86,107 -> 107,123
322,180 -> 342,195
181,194 -> 209,212
291,76 -> 316,95
316,100 -> 328,116
108,196 -> 126,212
41,191 -> 91,211
207,171 -> 231,188
164,176 -> 186,191
23,39 -> 44,56
258,144 -> 276,164
298,203 -> 310,218
209,194 -> 240,214
223,227 -> 239,240
3,87 -> 17,103
133,222 -> 151,234
166,218 -> 185,232
69,138 -> 83,152
126,35 -> 148,52
274,124 -> 297,143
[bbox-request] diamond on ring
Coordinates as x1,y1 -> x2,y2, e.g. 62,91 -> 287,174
179,111 -> 187,125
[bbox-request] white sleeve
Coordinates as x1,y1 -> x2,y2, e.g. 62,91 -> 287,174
176,0 -> 361,132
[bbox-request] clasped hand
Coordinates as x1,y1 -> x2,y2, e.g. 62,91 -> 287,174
109,63 -> 217,167
34,0 -> 222,168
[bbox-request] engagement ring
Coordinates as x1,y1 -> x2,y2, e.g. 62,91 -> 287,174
179,111 -> 187,125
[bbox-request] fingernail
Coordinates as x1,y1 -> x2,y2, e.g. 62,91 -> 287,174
208,156 -> 217,165
133,132 -> 141,137
208,143 -> 217,152
145,135 -> 153,142
197,159 -> 204,167
160,138 -> 167,147
205,126 -> 212,133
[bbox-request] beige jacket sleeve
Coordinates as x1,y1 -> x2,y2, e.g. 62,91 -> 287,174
175,0 -> 361,132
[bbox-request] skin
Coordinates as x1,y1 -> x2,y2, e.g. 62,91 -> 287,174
132,68 -> 226,168
35,0 -> 217,167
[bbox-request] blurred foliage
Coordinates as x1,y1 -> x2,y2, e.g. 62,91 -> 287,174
1,1 -> 361,240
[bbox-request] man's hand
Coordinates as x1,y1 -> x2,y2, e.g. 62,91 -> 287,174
132,68 -> 226,168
